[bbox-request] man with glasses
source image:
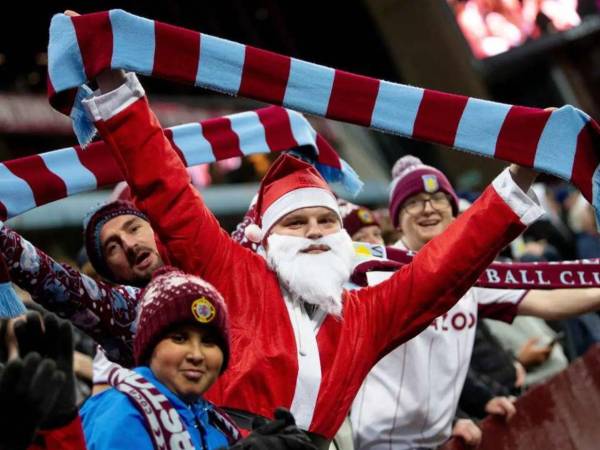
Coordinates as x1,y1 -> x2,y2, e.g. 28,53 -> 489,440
404,192 -> 453,213
351,155 -> 600,450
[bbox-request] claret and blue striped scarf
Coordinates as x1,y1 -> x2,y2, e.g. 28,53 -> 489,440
0,105 -> 361,221
46,10 -> 600,222
2,7 -> 600,313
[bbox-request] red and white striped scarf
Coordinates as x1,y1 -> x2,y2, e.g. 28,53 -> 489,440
46,10 -> 600,223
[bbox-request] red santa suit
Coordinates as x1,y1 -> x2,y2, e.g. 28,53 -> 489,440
28,416 -> 87,450
83,74 -> 543,439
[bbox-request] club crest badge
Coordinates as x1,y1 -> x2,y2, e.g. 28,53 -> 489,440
422,175 -> 439,193
191,297 -> 216,323
357,208 -> 374,224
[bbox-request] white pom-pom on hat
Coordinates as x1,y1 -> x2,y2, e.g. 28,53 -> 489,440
391,155 -> 424,180
244,223 -> 263,243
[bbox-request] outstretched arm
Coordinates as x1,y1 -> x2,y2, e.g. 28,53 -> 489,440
0,222 -> 138,365
83,73 -> 257,286
519,288 -> 600,320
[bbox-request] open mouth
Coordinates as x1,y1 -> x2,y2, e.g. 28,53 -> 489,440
133,250 -> 153,270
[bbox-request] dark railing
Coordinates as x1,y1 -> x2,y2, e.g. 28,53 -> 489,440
441,344 -> 600,450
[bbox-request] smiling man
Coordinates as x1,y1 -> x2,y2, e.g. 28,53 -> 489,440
80,69 -> 544,449
351,155 -> 600,450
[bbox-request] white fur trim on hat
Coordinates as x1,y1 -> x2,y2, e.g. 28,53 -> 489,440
261,187 -> 340,237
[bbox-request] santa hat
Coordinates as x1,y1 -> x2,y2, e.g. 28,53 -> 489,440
338,199 -> 380,237
388,155 -> 459,228
244,154 -> 340,243
134,267 -> 230,370
83,200 -> 149,281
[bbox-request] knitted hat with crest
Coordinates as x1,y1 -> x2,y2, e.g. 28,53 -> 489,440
133,266 -> 230,371
337,199 -> 381,237
388,155 -> 459,228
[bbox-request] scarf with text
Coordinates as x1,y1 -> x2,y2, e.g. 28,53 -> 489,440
47,9 -> 600,224
107,364 -> 240,450
0,105 -> 361,221
351,243 -> 600,289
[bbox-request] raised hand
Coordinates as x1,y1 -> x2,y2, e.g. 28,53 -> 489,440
0,353 -> 66,450
14,312 -> 77,428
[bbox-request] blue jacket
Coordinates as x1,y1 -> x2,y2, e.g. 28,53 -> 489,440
80,366 -> 231,449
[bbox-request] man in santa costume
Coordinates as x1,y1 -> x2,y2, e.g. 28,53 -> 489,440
351,155 -> 600,450
81,68 -> 544,448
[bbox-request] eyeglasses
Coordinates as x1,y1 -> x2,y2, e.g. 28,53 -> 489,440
403,192 -> 451,215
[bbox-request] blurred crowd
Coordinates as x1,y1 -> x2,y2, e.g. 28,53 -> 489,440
450,0 -> 585,58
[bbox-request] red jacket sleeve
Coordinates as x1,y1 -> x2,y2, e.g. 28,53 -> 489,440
94,97 -> 263,286
0,223 -> 138,366
350,185 -> 528,362
30,416 -> 87,450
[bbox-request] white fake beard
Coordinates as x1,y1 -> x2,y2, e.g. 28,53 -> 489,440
266,230 -> 355,318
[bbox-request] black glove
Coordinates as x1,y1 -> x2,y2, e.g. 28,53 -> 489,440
0,353 -> 66,450
14,311 -> 77,429
227,408 -> 317,450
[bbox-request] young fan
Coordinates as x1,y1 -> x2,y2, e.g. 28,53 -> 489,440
80,267 -> 240,449
337,199 -> 384,246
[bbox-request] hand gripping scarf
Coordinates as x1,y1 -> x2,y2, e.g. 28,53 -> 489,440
46,10 -> 600,223
0,105 -> 361,221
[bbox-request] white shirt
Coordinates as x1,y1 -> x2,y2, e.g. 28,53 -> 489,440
351,247 -> 526,450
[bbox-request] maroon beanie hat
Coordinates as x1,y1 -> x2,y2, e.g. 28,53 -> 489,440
388,155 -> 459,228
83,200 -> 149,281
133,266 -> 230,371
338,199 -> 381,237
